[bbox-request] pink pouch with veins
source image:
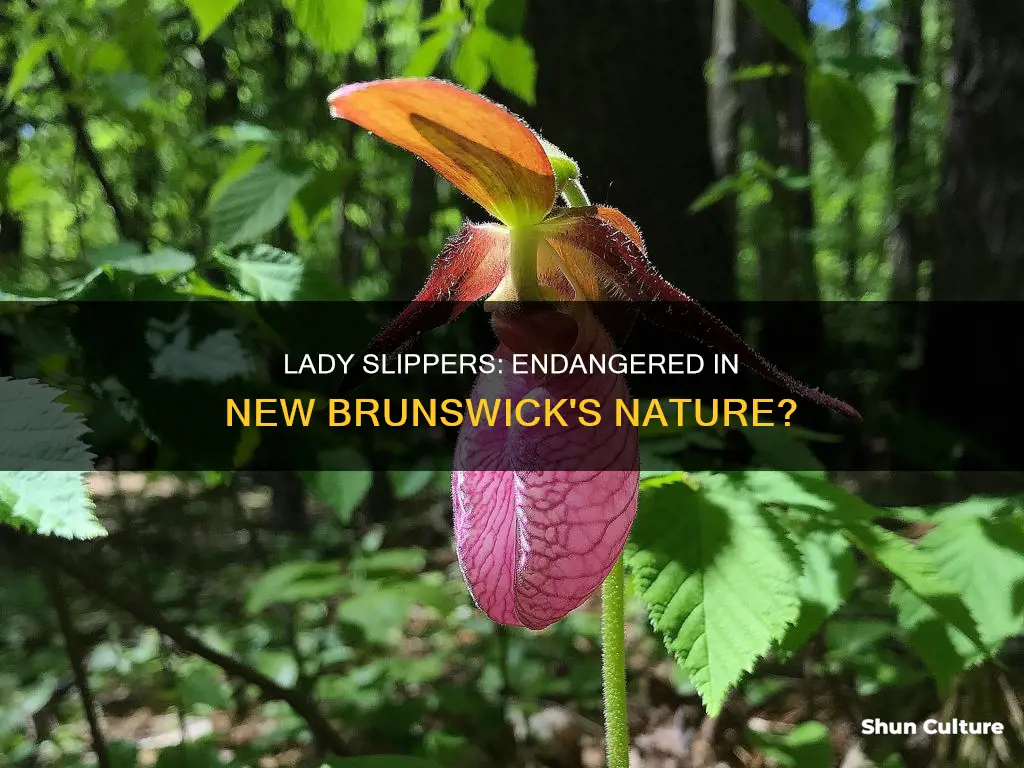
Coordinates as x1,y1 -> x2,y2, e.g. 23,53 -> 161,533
453,308 -> 640,630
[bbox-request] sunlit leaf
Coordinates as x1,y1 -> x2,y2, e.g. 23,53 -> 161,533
207,162 -> 311,247
5,37 -> 52,100
219,245 -> 304,301
625,473 -> 802,716
404,29 -> 455,78
283,0 -> 368,54
0,378 -> 102,539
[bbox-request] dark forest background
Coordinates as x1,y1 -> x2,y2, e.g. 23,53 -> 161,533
1,1 -> 1023,767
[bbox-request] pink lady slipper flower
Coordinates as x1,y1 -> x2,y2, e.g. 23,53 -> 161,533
328,79 -> 859,630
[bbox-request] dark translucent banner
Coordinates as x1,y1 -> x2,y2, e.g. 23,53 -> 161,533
0,300 -> 1018,472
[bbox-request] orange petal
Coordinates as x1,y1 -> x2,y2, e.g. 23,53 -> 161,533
542,208 -> 861,421
329,79 -> 555,226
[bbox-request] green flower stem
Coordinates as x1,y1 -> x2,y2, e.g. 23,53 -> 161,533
508,226 -> 541,300
562,177 -> 591,208
601,555 -> 629,768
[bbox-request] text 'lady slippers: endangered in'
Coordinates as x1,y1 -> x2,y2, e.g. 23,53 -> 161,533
328,78 -> 859,630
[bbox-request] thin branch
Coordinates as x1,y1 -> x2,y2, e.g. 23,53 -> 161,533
16,534 -> 350,756
42,568 -> 112,768
24,0 -> 137,241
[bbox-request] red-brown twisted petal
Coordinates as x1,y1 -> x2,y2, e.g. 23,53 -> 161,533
542,208 -> 861,421
339,223 -> 508,392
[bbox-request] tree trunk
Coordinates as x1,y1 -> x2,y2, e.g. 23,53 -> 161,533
739,0 -> 825,383
887,0 -> 923,302
524,0 -> 737,302
921,0 -> 1024,486
932,1 -> 1024,300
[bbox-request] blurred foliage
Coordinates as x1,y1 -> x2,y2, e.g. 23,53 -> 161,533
1,0 -> 1023,767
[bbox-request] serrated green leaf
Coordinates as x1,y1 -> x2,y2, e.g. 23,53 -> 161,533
0,378 -> 102,539
739,0 -> 812,62
625,474 -> 802,715
283,0 -> 368,54
220,245 -> 304,301
207,162 -> 310,247
892,513 -> 1024,690
808,70 -> 876,173
183,0 -> 244,42
6,37 -> 52,101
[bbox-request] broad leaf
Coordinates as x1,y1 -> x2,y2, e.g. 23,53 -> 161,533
283,0 -> 368,54
892,511 -> 1024,691
89,242 -> 195,275
452,28 -> 490,91
625,473 -> 802,715
715,472 -> 988,671
739,0 -> 812,62
808,70 -> 877,173
0,378 -> 102,539
484,32 -> 536,104
304,449 -> 373,523
776,520 -> 856,655
207,162 -> 310,247
220,245 -> 304,301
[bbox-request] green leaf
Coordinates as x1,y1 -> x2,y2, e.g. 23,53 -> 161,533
483,32 -> 536,104
220,245 -> 304,301
892,513 -> 1024,689
776,522 -> 856,656
689,175 -> 742,213
183,0 -> 244,42
388,468 -> 435,500
625,473 -> 802,715
452,28 -> 490,92
304,450 -> 372,523
209,145 -> 269,204
6,37 -> 52,101
807,70 -> 876,173
404,29 -> 455,78
6,160 -> 55,212
747,721 -> 833,768
738,0 -> 812,62
844,519 -> 987,660
283,0 -> 368,54
0,378 -> 102,539
89,243 -> 196,275
246,561 -> 348,614
207,162 -> 310,247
